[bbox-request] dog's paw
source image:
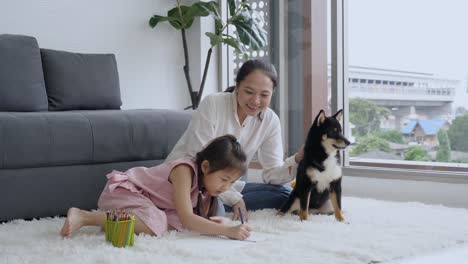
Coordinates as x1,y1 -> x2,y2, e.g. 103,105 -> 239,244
335,213 -> 345,222
299,210 -> 308,221
276,211 -> 285,216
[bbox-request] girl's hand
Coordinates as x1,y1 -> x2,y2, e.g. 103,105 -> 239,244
209,216 -> 232,225
226,224 -> 252,240
232,199 -> 248,222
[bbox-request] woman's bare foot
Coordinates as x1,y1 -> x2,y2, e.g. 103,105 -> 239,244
60,208 -> 85,238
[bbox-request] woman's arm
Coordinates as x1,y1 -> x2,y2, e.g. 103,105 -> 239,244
257,118 -> 301,185
169,164 -> 251,240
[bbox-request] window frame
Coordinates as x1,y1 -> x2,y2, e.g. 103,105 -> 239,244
220,0 -> 468,184
330,0 -> 468,184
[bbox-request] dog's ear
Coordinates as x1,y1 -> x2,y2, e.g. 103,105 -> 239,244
313,110 -> 326,127
333,109 -> 343,121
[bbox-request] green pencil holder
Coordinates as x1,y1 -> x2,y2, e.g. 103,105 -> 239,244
105,219 -> 135,248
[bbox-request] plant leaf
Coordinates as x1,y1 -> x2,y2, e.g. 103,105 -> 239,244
167,6 -> 193,29
205,32 -> 223,47
230,10 -> 267,50
149,15 -> 176,28
227,0 -> 236,17
194,1 -> 220,19
221,37 -> 247,54
239,1 -> 252,11
165,2 -> 220,30
206,33 -> 246,55
215,18 -> 224,35
183,2 -> 211,21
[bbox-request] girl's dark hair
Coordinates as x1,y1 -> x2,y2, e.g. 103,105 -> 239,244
194,135 -> 247,218
225,59 -> 278,93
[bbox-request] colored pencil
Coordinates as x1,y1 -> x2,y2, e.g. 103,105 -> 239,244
238,207 -> 244,224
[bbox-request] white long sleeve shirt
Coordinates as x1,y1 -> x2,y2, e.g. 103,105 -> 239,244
165,92 -> 298,206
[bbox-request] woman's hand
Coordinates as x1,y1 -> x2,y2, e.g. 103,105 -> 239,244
226,224 -> 252,240
295,145 -> 305,163
232,199 -> 248,222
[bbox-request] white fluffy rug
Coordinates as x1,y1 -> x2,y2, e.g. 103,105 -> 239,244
1,197 -> 467,264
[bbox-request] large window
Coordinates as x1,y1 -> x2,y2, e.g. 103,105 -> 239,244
345,0 -> 468,176
327,0 -> 468,182
223,0 -> 468,182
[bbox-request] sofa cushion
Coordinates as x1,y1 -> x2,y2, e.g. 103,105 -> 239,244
41,49 -> 122,111
0,34 -> 48,111
0,110 -> 191,169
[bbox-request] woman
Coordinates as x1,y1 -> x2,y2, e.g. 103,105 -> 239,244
166,60 -> 303,220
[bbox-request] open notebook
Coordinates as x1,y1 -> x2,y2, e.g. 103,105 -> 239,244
171,231 -> 269,251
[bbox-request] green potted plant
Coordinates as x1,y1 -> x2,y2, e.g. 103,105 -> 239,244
149,0 -> 267,109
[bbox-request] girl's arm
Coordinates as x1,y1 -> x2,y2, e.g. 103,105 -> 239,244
169,164 -> 251,240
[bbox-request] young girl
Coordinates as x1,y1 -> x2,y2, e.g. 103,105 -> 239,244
60,135 -> 251,240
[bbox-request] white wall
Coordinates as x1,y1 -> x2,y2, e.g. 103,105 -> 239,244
0,0 -> 218,110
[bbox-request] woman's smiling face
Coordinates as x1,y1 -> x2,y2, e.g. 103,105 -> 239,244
236,70 -> 274,121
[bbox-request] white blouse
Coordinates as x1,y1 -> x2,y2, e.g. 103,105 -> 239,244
166,92 -> 297,206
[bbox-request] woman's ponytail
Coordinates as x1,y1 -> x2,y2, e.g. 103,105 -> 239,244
224,86 -> 236,93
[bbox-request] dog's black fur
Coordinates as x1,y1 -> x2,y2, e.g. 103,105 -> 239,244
278,109 -> 350,221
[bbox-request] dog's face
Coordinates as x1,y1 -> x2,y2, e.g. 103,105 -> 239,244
314,109 -> 350,153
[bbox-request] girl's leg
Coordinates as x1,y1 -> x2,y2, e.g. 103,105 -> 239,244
60,208 -> 155,238
133,217 -> 155,235
60,207 -> 105,238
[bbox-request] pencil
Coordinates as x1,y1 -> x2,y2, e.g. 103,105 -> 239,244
238,207 -> 244,224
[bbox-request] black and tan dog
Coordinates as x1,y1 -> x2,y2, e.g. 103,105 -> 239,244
278,109 -> 350,221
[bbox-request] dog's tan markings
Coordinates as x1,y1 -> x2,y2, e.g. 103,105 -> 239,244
276,211 -> 285,216
290,180 -> 296,188
330,192 -> 345,222
299,210 -> 308,221
299,191 -> 311,221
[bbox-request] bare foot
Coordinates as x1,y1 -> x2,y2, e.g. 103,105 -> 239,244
60,208 -> 85,238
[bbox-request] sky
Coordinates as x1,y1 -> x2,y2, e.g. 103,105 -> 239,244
346,0 -> 468,108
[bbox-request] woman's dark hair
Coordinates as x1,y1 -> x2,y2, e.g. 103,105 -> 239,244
225,59 -> 278,93
194,135 -> 247,218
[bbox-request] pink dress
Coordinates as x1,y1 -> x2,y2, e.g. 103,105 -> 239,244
97,159 -> 211,236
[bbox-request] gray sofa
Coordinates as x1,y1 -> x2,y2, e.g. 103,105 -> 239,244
0,34 -> 191,222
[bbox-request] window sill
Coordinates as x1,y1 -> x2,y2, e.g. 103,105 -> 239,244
344,164 -> 468,184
